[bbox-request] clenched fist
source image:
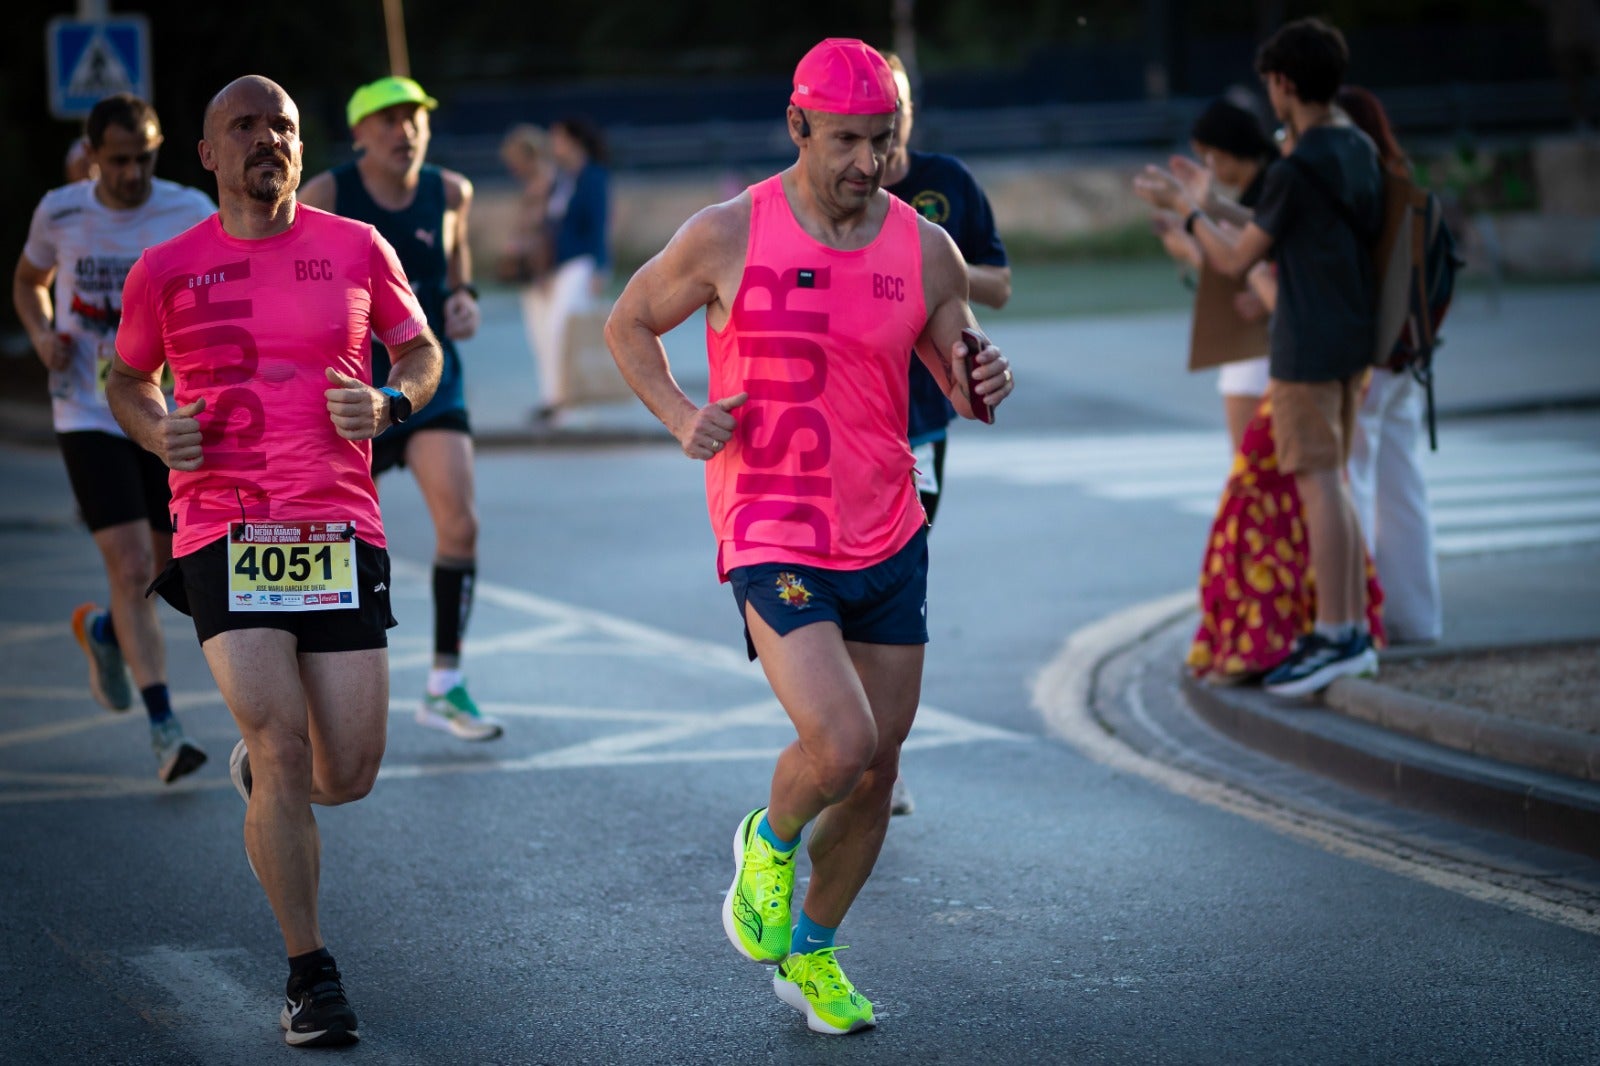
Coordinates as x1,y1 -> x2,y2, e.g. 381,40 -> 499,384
162,398 -> 207,471
324,367 -> 388,441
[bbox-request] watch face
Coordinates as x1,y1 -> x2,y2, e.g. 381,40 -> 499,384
385,389 -> 411,424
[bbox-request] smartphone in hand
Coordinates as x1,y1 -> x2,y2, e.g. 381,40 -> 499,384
961,327 -> 994,425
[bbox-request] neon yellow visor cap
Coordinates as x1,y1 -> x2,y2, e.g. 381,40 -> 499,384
346,76 -> 438,128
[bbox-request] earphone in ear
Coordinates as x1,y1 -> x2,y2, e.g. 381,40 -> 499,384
798,111 -> 811,138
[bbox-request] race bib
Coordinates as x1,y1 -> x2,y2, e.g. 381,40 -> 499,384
227,521 -> 358,612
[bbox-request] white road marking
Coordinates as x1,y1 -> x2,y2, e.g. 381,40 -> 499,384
128,947 -> 277,1064
1033,592 -> 1600,938
952,430 -> 1600,555
0,561 -> 1022,804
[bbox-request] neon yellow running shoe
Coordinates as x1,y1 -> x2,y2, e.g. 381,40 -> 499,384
773,947 -> 876,1035
721,807 -> 795,962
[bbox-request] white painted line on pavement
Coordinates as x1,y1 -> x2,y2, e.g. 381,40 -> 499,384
384,619 -> 590,669
1034,592 -> 1600,938
1431,498 -> 1600,526
128,947 -> 275,1065
1,559 -> 1020,803
0,622 -> 70,647
1434,523 -> 1600,555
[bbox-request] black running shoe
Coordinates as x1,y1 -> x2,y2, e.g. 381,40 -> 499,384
280,964 -> 359,1047
1263,630 -> 1378,697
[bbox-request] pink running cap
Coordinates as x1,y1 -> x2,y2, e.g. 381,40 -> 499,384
790,38 -> 898,115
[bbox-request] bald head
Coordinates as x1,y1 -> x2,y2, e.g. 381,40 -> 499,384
199,75 -> 304,208
204,75 -> 295,138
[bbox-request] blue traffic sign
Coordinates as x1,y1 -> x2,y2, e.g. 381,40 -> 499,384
47,15 -> 151,120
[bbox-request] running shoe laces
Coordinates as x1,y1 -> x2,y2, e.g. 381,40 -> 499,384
723,808 -> 795,962
775,946 -> 876,1035
282,965 -> 358,1047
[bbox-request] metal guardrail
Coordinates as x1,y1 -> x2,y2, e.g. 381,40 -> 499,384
431,80 -> 1574,178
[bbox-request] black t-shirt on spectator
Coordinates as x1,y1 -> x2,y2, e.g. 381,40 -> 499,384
886,150 -> 1008,444
1252,125 -> 1383,383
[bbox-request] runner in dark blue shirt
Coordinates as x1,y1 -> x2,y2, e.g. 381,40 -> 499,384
881,53 -> 1012,816
300,76 -> 503,742
882,54 -> 1010,530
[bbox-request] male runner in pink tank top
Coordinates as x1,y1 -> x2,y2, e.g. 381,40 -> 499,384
107,76 -> 442,1049
607,38 -> 1015,1036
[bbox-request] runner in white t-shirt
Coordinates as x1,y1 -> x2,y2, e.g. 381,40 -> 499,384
12,93 -> 214,783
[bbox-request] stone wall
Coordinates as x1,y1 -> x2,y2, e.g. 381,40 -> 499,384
466,143 -> 1600,278
467,154 -> 1154,274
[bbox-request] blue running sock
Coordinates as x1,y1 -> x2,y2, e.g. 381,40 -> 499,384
92,611 -> 118,647
756,812 -> 799,853
140,684 -> 173,726
791,911 -> 837,956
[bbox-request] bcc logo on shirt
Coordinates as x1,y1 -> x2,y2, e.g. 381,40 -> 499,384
294,259 -> 335,281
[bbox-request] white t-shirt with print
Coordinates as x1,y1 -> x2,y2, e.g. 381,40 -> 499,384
22,178 -> 214,434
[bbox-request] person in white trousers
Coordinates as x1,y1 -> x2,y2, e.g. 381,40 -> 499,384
520,117 -> 610,423
1335,85 -> 1444,646
1347,368 -> 1442,644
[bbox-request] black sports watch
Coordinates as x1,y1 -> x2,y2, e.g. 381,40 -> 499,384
379,386 -> 411,426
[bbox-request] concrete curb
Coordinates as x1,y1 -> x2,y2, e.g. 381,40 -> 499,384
1180,666 -> 1600,861
1324,675 -> 1600,783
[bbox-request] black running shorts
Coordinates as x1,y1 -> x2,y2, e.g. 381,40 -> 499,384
370,409 -> 471,477
149,535 -> 396,652
56,430 -> 172,534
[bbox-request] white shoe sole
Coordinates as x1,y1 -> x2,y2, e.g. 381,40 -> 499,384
228,739 -> 251,804
890,776 -> 915,816
415,706 -> 503,741
773,972 -> 875,1035
721,808 -> 781,963
280,1005 -> 359,1047
228,739 -> 259,882
1265,647 -> 1379,698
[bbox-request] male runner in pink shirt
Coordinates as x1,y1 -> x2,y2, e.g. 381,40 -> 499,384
607,38 -> 1013,1036
107,75 -> 441,1049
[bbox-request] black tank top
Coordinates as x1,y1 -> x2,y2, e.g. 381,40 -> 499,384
331,162 -> 463,419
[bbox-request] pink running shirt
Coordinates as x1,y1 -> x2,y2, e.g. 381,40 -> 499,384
706,175 -> 929,579
118,206 -> 425,557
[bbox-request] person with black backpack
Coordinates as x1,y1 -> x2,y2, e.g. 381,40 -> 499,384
1337,86 -> 1446,645
1134,17 -> 1383,697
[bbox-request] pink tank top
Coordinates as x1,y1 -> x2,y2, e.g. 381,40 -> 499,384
706,175 -> 928,579
118,208 -> 426,557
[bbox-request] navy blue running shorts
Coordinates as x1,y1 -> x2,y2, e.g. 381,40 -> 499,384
727,528 -> 929,661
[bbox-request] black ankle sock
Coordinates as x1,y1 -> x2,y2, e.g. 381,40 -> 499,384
288,947 -> 335,981
141,684 -> 173,725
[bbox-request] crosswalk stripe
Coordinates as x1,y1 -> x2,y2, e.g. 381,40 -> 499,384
949,430 -> 1600,555
1435,523 -> 1600,555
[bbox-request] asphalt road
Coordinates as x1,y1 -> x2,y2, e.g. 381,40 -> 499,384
3,288 -> 1599,1063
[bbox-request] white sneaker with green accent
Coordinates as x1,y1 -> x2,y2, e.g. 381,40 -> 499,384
773,947 -> 876,1035
416,684 -> 503,741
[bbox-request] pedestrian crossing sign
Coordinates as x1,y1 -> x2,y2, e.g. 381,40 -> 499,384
47,15 -> 151,120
